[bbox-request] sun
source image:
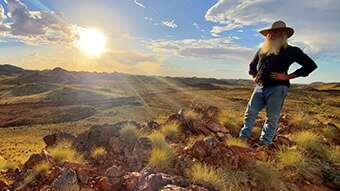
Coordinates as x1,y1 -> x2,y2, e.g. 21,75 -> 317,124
75,28 -> 107,57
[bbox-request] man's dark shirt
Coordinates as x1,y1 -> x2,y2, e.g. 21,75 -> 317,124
249,45 -> 317,87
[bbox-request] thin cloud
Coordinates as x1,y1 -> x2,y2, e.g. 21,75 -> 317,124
205,0 -> 340,57
134,0 -> 145,8
162,20 -> 178,28
148,38 -> 253,61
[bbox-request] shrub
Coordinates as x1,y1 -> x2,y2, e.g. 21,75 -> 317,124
217,110 -> 243,136
120,124 -> 141,145
149,132 -> 170,151
33,161 -> 51,174
161,122 -> 180,139
225,137 -> 248,148
291,131 -> 324,154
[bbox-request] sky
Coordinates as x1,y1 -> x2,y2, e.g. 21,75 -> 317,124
0,0 -> 339,83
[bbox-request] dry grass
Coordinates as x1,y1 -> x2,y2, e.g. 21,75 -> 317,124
91,146 -> 107,158
291,131 -> 324,154
161,122 -> 180,139
322,127 -> 340,143
148,132 -> 176,170
191,163 -> 225,189
183,109 -> 203,121
48,141 -> 84,163
248,161 -> 283,190
276,148 -> 310,174
252,126 -> 262,139
120,123 -> 141,145
216,110 -> 243,136
225,137 -> 248,148
0,160 -> 19,171
288,113 -> 319,130
324,146 -> 340,164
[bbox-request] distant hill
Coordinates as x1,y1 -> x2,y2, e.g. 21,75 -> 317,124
0,64 -> 35,76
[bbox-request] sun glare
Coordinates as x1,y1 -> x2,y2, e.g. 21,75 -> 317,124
75,28 -> 107,57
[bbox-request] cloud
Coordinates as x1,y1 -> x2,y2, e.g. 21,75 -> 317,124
162,20 -> 178,28
0,4 -> 10,31
134,0 -> 145,8
1,0 -> 77,44
205,0 -> 340,57
148,38 -> 253,60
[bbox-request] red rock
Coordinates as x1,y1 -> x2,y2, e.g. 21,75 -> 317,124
0,180 -> 8,191
23,151 -> 51,170
203,117 -> 228,133
160,184 -> 189,191
97,176 -> 115,191
123,172 -> 140,191
192,120 -> 211,135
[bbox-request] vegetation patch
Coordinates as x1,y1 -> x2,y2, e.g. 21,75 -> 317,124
216,110 -> 243,136
120,123 -> 141,146
225,137 -> 248,148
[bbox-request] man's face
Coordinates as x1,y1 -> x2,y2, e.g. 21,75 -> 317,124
267,29 -> 283,40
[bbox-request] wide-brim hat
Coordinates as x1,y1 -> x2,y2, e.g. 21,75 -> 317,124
260,20 -> 294,38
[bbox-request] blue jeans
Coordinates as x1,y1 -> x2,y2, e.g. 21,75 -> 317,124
239,84 -> 288,145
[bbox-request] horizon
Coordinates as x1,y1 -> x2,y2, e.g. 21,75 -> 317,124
1,0 -> 340,83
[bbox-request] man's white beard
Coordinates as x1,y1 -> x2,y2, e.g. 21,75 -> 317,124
260,38 -> 286,56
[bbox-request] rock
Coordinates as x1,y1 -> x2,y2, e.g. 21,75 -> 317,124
0,180 -> 8,191
205,106 -> 220,118
51,168 -> 80,191
136,174 -> 165,191
203,117 -> 229,133
160,184 -> 189,191
43,131 -> 76,147
147,120 -> 161,130
190,185 -> 209,191
273,135 -> 291,146
76,168 -> 90,184
23,150 -> 51,170
192,120 -> 211,135
129,137 -> 153,171
97,176 -> 115,191
123,172 -> 140,191
104,165 -> 125,188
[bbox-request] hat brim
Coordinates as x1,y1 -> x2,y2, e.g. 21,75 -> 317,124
260,27 -> 294,38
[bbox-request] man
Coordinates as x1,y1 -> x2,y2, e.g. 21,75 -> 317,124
239,20 -> 317,147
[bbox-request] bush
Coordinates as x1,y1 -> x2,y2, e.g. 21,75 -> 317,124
148,149 -> 174,170
325,146 -> 340,164
120,124 -> 141,145
183,109 -> 203,121
276,148 -> 309,172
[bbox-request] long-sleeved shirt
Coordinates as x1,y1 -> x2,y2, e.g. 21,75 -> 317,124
249,45 -> 317,87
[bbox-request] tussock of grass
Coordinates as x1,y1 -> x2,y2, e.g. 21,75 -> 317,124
252,127 -> 262,139
183,109 -> 202,121
120,124 -> 141,145
161,122 -> 180,139
48,141 -> 84,163
322,127 -> 340,142
325,146 -> 340,164
225,137 -> 248,148
288,113 -> 318,129
248,161 -> 283,190
276,148 -> 309,172
304,95 -> 329,113
91,147 -> 107,158
33,161 -> 51,174
187,134 -> 206,146
217,110 -> 243,136
191,163 -> 241,191
291,131 -> 324,154
0,160 -> 18,171
148,132 -> 176,170
148,149 -> 173,170
191,163 -> 225,189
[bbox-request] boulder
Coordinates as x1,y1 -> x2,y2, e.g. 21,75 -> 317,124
129,137 -> 153,171
43,131 -> 76,147
51,168 -> 80,191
